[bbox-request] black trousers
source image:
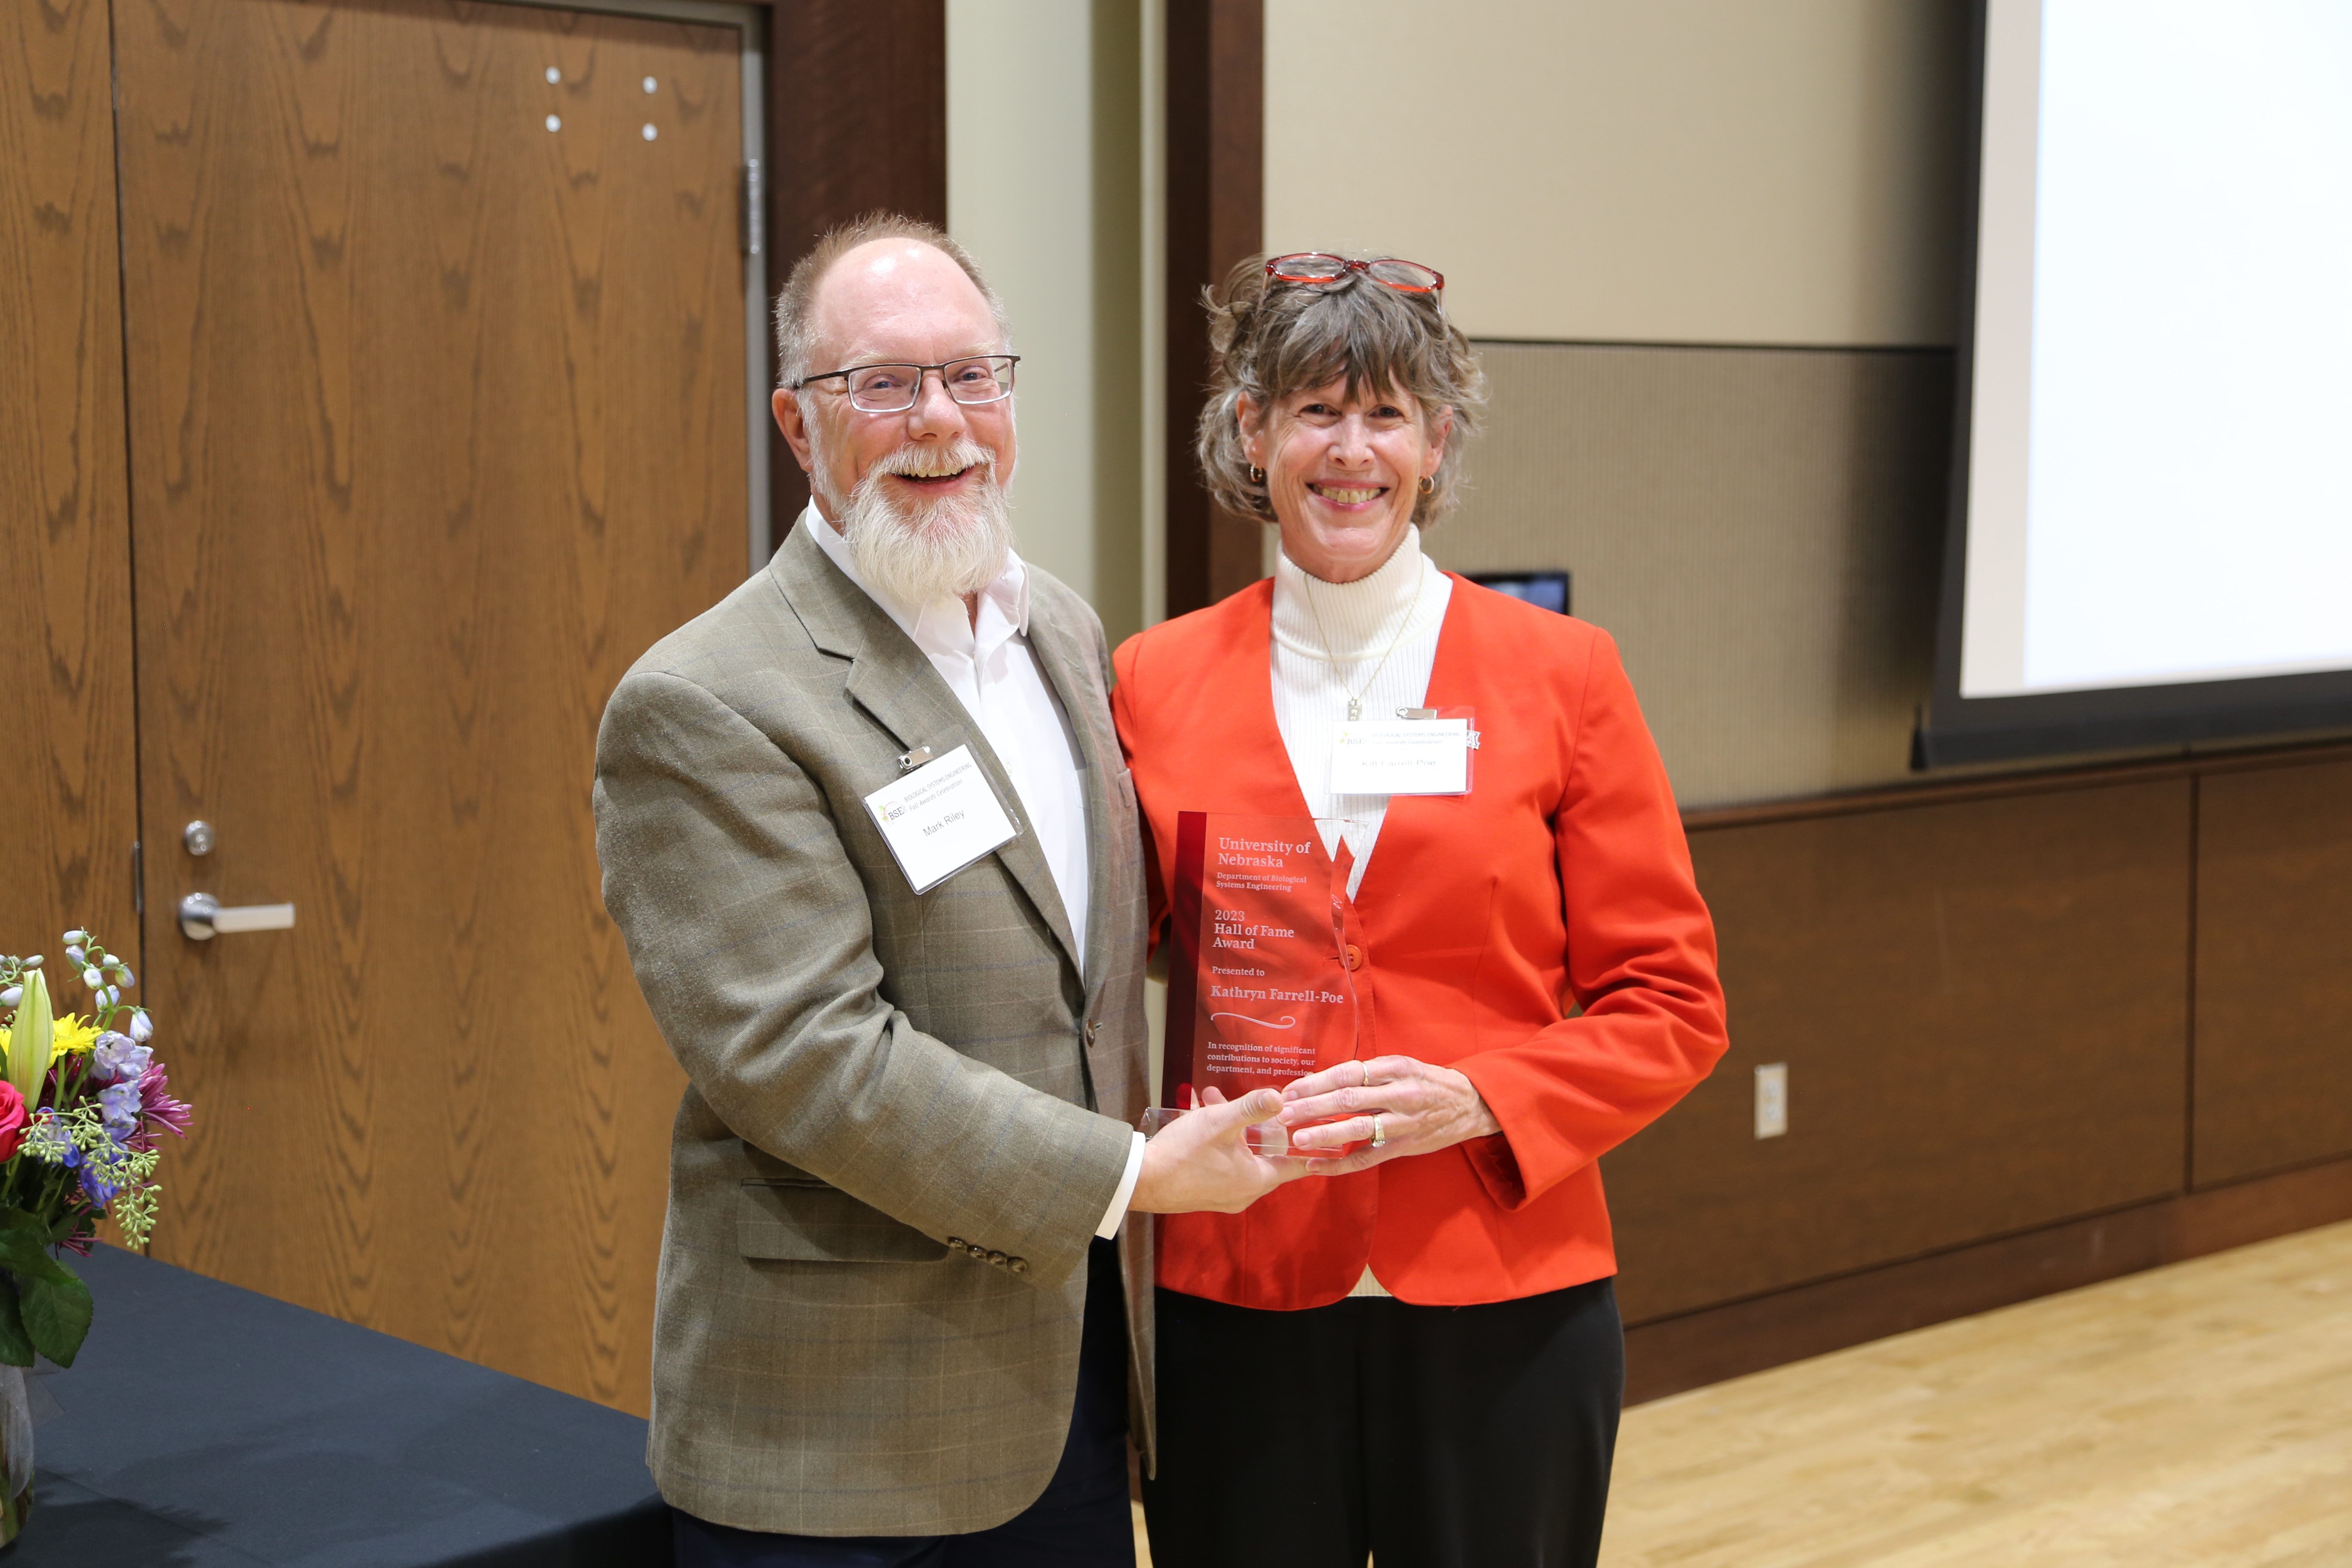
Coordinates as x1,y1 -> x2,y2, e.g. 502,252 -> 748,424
672,1237 -> 1134,1568
1140,1278 -> 1623,1568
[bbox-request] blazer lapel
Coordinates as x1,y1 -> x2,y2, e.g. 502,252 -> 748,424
772,530 -> 1083,971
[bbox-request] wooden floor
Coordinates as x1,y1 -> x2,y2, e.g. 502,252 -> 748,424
1603,1219 -> 2352,1566
1134,1220 -> 2352,1565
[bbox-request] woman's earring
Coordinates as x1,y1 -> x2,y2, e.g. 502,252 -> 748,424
1249,465 -> 1266,485
1418,475 -> 1436,496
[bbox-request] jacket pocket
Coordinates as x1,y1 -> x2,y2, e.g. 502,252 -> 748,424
736,1179 -> 949,1264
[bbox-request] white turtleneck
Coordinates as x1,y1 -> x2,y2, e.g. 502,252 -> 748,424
1269,527 -> 1453,1299
1271,526 -> 1455,900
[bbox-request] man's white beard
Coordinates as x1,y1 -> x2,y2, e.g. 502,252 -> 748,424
824,437 -> 1014,609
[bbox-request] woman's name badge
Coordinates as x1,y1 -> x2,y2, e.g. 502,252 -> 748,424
863,744 -> 1019,893
1328,714 -> 1475,796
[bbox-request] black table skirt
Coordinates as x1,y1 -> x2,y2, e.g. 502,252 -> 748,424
12,1245 -> 671,1567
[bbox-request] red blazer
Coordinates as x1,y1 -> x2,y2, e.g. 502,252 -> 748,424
1111,576 -> 1727,1310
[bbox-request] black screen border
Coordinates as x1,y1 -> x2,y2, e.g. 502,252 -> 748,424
1917,0 -> 2352,769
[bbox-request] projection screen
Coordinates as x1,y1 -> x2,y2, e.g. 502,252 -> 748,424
1919,0 -> 2352,766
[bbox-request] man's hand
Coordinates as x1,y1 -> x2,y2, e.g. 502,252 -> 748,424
1275,1055 -> 1503,1175
1128,1088 -> 1311,1214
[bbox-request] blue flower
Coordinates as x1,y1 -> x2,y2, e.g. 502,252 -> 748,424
98,1082 -> 144,1138
90,1033 -> 152,1086
22,1112 -> 74,1165
78,1157 -> 118,1207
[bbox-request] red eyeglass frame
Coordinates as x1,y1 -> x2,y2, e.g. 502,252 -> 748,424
1263,253 -> 1446,295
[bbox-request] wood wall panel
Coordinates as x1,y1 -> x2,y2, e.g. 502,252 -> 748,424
1164,0 -> 1264,616
113,0 -> 743,1414
0,0 -> 140,970
764,0 -> 947,539
2193,756 -> 2352,1186
1625,1152 -> 2352,1405
1606,779 -> 2193,1323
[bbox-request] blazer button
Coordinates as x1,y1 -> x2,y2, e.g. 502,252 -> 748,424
1343,943 -> 1364,971
946,1237 -> 967,1250
1085,1020 -> 1100,1044
966,1243 -> 987,1260
988,1251 -> 1008,1267
1008,1257 -> 1029,1274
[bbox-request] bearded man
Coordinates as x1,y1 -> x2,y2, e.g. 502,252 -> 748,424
593,214 -> 1299,1567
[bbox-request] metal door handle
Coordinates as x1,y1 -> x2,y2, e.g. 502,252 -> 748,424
178,893 -> 297,941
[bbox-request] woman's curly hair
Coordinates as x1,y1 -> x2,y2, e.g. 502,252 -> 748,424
1195,255 -> 1487,528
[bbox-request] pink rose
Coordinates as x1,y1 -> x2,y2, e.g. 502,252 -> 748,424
0,1081 -> 24,1163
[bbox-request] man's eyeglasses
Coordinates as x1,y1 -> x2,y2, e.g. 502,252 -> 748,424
790,355 -> 1020,414
1265,254 -> 1444,297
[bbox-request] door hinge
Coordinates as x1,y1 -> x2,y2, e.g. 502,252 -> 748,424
741,159 -> 763,258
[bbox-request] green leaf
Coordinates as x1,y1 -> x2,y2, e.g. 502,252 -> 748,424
16,1266 -> 91,1367
0,1282 -> 34,1369
0,1210 -> 58,1265
0,1210 -> 92,1365
0,1222 -> 52,1282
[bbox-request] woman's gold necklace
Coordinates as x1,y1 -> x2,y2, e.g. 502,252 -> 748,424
1301,564 -> 1427,723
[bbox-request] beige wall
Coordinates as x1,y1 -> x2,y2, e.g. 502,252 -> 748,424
1264,0 -> 1970,347
1427,343 -> 1951,809
1266,1 -> 1977,806
947,0 -> 1148,641
956,2 -> 1979,807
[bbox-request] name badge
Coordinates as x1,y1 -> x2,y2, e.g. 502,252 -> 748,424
1329,717 -> 1473,796
863,744 -> 1020,893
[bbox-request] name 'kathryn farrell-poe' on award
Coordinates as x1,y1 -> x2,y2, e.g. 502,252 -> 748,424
1145,811 -> 1369,1157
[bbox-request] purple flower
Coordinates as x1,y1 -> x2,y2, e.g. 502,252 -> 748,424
132,1063 -> 191,1149
90,1032 -> 153,1086
98,1081 -> 144,1138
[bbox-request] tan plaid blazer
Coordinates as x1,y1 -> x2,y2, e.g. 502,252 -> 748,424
593,526 -> 1154,1537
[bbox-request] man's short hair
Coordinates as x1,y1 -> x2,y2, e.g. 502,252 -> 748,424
773,212 -> 1012,389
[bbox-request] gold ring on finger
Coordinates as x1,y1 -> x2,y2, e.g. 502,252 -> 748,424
1370,1115 -> 1386,1148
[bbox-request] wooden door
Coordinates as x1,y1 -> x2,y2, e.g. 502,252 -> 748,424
111,0 -> 750,1413
0,0 -> 140,973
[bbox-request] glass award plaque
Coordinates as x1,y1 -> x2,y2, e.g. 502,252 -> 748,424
1144,812 -> 1368,1158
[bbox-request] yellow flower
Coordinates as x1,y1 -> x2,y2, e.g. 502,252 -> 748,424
49,1015 -> 100,1062
0,1014 -> 99,1070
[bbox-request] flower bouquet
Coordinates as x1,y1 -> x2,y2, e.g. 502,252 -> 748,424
0,928 -> 192,1542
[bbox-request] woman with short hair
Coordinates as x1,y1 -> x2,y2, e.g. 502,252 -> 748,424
1113,254 -> 1730,1568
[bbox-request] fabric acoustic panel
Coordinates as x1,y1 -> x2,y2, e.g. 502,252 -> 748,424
2193,755 -> 2352,1188
1423,341 -> 1952,812
1602,777 -> 2192,1326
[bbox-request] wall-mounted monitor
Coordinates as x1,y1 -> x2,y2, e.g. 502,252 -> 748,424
1919,0 -> 2352,767
1468,571 -> 1571,616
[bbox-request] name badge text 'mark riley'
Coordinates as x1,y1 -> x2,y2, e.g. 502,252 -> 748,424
863,744 -> 1019,894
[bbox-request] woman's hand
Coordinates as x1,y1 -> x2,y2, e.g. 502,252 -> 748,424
1276,1056 -> 1502,1175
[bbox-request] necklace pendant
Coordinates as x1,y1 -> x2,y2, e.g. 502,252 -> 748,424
1347,697 -> 1363,722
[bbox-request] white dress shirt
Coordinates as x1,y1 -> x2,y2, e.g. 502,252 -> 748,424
1269,524 -> 1453,1294
801,505 -> 1144,1236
